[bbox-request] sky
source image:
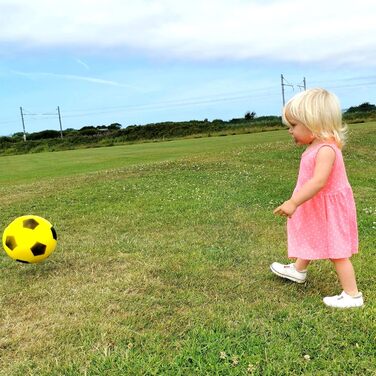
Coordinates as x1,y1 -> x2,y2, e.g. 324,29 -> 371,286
0,0 -> 376,136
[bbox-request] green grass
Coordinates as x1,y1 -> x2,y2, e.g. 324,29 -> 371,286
0,123 -> 375,375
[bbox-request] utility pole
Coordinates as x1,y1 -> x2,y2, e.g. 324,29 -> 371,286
281,74 -> 294,106
57,106 -> 63,139
19,107 -> 27,141
297,77 -> 307,91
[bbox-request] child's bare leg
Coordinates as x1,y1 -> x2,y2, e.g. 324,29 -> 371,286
331,258 -> 359,296
295,258 -> 310,272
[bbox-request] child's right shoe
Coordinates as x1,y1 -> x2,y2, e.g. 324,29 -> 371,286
270,262 -> 307,283
323,291 -> 364,308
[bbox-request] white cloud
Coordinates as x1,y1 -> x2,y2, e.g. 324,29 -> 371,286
1,0 -> 376,65
75,58 -> 90,70
10,70 -> 136,88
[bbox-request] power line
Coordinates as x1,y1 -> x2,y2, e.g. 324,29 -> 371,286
2,89 -> 277,127
2,76 -> 375,134
0,119 -> 19,125
62,86 -> 279,115
62,92 -> 280,119
19,106 -> 64,140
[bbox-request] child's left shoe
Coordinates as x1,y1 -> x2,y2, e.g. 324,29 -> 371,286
323,291 -> 364,308
270,262 -> 307,283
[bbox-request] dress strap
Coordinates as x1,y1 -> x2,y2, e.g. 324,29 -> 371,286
315,143 -> 338,152
314,143 -> 339,162
304,142 -> 338,156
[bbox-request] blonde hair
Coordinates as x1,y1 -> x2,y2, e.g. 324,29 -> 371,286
282,88 -> 347,148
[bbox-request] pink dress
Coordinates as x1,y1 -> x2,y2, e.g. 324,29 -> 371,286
287,143 -> 358,260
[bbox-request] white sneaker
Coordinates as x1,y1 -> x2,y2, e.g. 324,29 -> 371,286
270,262 -> 307,284
323,291 -> 364,308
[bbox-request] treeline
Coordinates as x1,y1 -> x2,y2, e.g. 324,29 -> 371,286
0,115 -> 283,155
1,102 -> 375,156
342,102 -> 376,123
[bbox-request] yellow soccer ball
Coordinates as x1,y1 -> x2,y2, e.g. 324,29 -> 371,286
2,215 -> 57,263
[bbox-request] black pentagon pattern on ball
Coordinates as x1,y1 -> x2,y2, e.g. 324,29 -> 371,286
31,242 -> 46,256
51,226 -> 57,240
23,218 -> 39,230
5,236 -> 17,251
16,259 -> 30,264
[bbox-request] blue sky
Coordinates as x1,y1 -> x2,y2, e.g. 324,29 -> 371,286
1,0 -> 376,136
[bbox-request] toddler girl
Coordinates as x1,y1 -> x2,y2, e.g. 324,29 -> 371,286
270,88 -> 363,308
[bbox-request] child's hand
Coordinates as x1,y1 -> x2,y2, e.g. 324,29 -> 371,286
273,199 -> 298,218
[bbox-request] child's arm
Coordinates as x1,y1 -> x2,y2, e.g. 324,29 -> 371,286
274,146 -> 336,218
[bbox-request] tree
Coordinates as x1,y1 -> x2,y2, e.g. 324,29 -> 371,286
245,111 -> 256,120
108,123 -> 122,130
345,102 -> 376,113
79,126 -> 97,135
28,130 -> 60,140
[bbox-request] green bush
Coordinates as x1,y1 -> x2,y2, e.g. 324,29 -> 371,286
7,112 -> 376,156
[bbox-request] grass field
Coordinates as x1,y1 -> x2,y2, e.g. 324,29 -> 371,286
0,123 -> 375,375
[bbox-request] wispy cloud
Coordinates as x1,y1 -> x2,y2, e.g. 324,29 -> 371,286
1,0 -> 376,66
11,70 -> 137,89
75,58 -> 90,70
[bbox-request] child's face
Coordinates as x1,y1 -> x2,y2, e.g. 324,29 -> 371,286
285,112 -> 315,145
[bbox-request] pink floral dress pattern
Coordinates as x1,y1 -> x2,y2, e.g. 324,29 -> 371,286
287,143 -> 358,260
